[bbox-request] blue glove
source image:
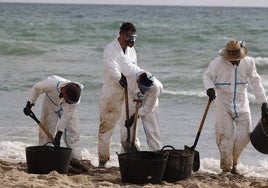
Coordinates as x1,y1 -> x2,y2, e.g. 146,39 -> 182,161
261,103 -> 268,116
207,88 -> 216,102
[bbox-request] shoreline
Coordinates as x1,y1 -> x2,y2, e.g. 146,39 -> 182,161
1,159 -> 267,188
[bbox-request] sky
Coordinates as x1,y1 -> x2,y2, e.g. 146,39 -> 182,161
0,0 -> 268,8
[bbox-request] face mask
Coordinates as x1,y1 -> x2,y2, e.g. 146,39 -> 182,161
230,60 -> 241,66
65,98 -> 77,104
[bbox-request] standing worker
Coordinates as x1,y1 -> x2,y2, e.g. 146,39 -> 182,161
23,75 -> 83,161
121,70 -> 163,152
98,22 -> 139,167
203,40 -> 268,174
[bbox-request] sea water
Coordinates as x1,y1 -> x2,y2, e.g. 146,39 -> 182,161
0,3 -> 268,178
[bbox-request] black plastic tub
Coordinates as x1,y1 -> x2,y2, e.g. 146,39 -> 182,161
250,117 -> 268,154
117,151 -> 168,184
158,145 -> 194,182
26,145 -> 72,174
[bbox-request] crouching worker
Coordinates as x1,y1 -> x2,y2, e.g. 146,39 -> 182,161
121,71 -> 163,152
23,75 -> 83,161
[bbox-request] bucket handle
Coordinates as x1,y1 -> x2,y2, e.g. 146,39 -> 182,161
161,145 -> 176,151
44,142 -> 54,146
41,142 -> 57,151
162,151 -> 169,159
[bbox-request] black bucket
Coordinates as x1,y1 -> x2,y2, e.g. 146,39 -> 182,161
26,144 -> 72,174
250,116 -> 268,154
117,151 -> 169,184
158,145 -> 194,182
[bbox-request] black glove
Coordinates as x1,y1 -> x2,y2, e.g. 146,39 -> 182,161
23,101 -> 33,116
125,114 -> 136,128
54,131 -> 63,147
261,103 -> 268,116
207,88 -> 216,102
119,74 -> 127,88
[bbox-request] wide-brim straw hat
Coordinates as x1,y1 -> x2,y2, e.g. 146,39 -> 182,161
220,40 -> 248,61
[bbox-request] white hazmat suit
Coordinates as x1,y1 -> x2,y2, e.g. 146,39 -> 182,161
120,71 -> 163,152
203,56 -> 267,171
98,37 -> 139,163
27,75 -> 83,160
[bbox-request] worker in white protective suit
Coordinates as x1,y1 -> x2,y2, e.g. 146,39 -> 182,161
203,40 -> 268,174
23,75 -> 83,161
121,70 -> 163,152
98,22 -> 140,167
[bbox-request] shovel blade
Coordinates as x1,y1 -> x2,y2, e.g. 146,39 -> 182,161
184,145 -> 200,172
122,141 -> 139,152
122,141 -> 132,152
192,150 -> 200,172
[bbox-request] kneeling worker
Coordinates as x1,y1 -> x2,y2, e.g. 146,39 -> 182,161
121,70 -> 163,152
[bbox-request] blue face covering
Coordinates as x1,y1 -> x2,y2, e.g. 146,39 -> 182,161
140,83 -> 153,93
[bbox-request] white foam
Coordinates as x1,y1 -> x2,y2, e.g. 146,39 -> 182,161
163,89 -> 206,97
81,148 -> 119,167
0,141 -> 31,162
1,141 -> 267,178
254,57 -> 268,66
200,157 -> 268,178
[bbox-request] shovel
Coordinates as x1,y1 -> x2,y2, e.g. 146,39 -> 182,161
131,99 -> 142,152
28,110 -> 55,144
185,99 -> 211,172
121,75 -> 138,152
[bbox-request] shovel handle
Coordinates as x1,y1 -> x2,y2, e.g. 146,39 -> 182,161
29,111 -> 55,143
124,77 -> 129,121
131,99 -> 142,151
124,80 -> 131,143
191,99 -> 211,150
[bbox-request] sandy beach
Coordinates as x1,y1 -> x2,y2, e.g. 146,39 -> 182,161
1,159 -> 267,188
